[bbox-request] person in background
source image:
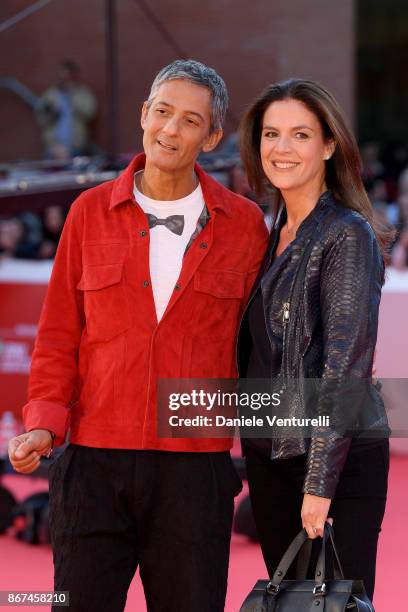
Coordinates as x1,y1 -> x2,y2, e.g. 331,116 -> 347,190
367,178 -> 398,225
0,218 -> 24,258
230,163 -> 273,229
391,176 -> 408,269
382,142 -> 408,202
396,166 -> 408,197
0,214 -> 41,259
391,168 -> 408,272
38,206 -> 67,259
36,59 -> 97,159
361,141 -> 384,188
238,78 -> 393,601
391,226 -> 408,269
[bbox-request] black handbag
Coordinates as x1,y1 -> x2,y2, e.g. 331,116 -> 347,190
240,523 -> 374,611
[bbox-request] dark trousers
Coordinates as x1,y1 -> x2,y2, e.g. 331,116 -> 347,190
48,445 -> 242,612
245,440 -> 389,601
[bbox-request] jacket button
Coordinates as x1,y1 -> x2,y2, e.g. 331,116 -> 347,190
314,601 -> 320,606
143,280 -> 150,287
175,283 -> 181,290
277,571 -> 282,577
316,571 -> 322,577
200,242 -> 207,249
140,230 -> 147,237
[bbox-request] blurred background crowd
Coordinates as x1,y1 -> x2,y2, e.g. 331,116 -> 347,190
0,205 -> 66,260
2,137 -> 408,267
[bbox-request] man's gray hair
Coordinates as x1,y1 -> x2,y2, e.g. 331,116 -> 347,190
147,59 -> 228,132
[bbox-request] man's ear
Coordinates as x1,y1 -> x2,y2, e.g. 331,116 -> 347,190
140,101 -> 149,131
324,139 -> 336,161
202,129 -> 223,153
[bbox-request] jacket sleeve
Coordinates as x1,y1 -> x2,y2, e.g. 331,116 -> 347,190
243,209 -> 269,307
22,197 -> 85,445
302,218 -> 384,498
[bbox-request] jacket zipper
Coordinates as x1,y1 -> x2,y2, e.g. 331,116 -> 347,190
279,303 -> 290,392
280,237 -> 315,393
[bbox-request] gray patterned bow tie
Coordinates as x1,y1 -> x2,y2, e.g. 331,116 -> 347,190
146,213 -> 185,236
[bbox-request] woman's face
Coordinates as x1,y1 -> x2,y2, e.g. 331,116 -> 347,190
260,98 -> 334,195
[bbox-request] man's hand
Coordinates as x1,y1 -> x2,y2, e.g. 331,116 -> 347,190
301,493 -> 332,539
8,430 -> 53,474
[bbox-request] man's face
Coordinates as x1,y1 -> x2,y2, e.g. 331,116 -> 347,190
141,79 -> 222,174
57,66 -> 74,90
0,219 -> 23,250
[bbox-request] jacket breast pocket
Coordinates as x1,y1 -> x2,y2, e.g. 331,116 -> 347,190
188,269 -> 245,341
179,269 -> 245,378
77,263 -> 131,342
194,269 -> 245,300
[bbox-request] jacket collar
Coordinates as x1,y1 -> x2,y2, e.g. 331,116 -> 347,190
297,190 -> 335,241
273,190 -> 334,241
109,152 -> 233,218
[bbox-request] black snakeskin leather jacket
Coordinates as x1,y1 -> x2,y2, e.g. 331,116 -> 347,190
237,191 -> 385,499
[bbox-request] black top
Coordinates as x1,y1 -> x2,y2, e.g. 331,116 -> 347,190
245,241 -> 282,457
246,286 -> 282,379
244,284 -> 280,457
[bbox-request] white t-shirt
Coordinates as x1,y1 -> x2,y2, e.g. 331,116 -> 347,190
134,175 -> 205,321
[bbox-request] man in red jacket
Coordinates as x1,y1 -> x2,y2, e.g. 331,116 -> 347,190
8,60 -> 268,612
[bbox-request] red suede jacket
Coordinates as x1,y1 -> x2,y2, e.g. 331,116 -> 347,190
23,154 -> 269,451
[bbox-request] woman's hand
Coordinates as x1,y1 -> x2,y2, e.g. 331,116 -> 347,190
301,493 -> 332,539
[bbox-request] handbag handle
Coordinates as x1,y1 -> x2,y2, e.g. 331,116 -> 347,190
296,538 -> 313,580
267,528 -> 309,595
266,522 -> 344,597
296,524 -> 345,582
314,523 -> 345,589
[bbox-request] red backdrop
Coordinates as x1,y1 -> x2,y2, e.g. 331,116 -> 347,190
0,264 -> 50,420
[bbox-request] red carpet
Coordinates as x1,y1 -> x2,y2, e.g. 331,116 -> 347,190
0,454 -> 407,611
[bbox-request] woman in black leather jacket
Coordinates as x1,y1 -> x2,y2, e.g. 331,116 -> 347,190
238,79 -> 392,600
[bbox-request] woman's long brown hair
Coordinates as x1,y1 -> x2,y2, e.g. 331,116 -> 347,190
240,78 -> 394,254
